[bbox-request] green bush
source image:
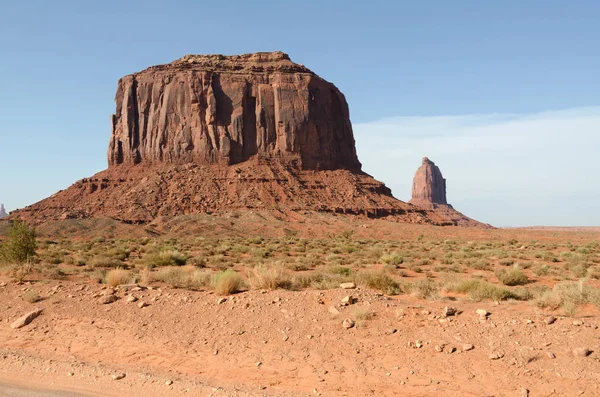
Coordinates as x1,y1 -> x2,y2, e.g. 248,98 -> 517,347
496,266 -> 529,286
0,220 -> 36,264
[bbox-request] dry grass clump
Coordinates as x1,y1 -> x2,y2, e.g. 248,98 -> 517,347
105,268 -> 131,287
248,264 -> 295,290
22,290 -> 42,303
380,253 -> 404,266
496,266 -> 529,286
407,279 -> 440,300
445,277 -> 519,302
535,280 -> 600,315
142,250 -> 187,268
150,266 -> 211,290
213,270 -> 244,295
356,270 -> 402,295
89,255 -> 124,268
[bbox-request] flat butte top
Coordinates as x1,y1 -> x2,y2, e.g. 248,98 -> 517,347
138,51 -> 315,75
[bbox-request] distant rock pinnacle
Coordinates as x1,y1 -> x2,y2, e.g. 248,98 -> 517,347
0,204 -> 7,219
409,157 -> 448,207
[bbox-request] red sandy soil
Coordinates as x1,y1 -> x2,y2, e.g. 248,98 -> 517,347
1,279 -> 599,397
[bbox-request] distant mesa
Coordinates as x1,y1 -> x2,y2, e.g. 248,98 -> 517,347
0,204 -> 7,219
11,52 -> 488,228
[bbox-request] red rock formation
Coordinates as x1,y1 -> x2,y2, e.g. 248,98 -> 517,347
13,53 -> 488,228
108,51 -> 360,171
0,204 -> 7,219
409,157 -> 448,206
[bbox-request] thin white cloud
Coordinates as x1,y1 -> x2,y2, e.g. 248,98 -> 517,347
353,107 -> 600,227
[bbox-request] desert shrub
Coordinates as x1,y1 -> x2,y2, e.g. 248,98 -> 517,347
356,270 -> 402,295
445,278 -> 519,302
496,266 -> 529,286
407,279 -> 439,300
142,250 -> 187,268
89,255 -> 124,268
327,265 -> 352,276
0,220 -> 36,265
248,264 -> 294,290
151,266 -> 211,290
535,280 -> 600,315
213,270 -> 243,295
352,307 -> 375,321
380,253 -> 404,266
499,259 -> 515,267
532,263 -> 550,276
105,268 -> 131,287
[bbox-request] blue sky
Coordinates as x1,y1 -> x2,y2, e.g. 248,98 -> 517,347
1,1 -> 599,226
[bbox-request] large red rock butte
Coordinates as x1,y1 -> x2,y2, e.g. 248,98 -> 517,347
12,52 -> 487,228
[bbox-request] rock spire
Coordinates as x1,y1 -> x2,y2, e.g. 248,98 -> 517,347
409,157 -> 448,207
0,204 -> 7,219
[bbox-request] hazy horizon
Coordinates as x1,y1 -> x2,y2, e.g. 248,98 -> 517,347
1,1 -> 599,227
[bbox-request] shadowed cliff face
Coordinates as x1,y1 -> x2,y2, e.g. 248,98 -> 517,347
409,157 -> 448,206
107,51 -> 361,171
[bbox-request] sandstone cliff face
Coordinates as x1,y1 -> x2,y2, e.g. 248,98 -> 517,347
108,51 -> 361,171
409,157 -> 448,206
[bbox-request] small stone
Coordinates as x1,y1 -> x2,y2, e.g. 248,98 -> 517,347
67,372 -> 74,376
217,298 -> 227,304
342,319 -> 355,329
138,301 -> 149,308
476,309 -> 488,317
101,295 -> 118,304
415,340 -> 423,348
10,309 -> 43,329
572,348 -> 592,358
126,295 -> 138,303
328,306 -> 340,315
544,316 -> 557,325
341,296 -> 355,305
256,361 -> 262,367
112,373 -> 126,381
434,345 -> 444,353
489,351 -> 504,360
521,388 -> 530,397
385,328 -> 397,335
573,320 -> 583,326
445,346 -> 456,354
461,344 -> 475,352
443,306 -> 457,317
340,283 -> 356,290
165,380 -> 173,386
546,351 -> 556,359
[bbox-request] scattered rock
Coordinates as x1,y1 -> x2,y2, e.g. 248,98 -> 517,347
521,387 -> 530,397
328,306 -> 340,315
10,309 -> 43,329
342,319 -> 355,329
573,320 -> 583,326
385,328 -> 397,335
340,283 -> 356,290
443,306 -> 458,317
461,344 -> 474,352
476,309 -> 488,317
341,296 -> 355,305
572,348 -> 592,358
415,340 -> 423,349
100,295 -> 118,304
217,298 -> 227,304
544,316 -> 556,325
489,351 -> 504,360
445,346 -> 456,354
126,295 -> 138,303
112,373 -> 126,381
165,380 -> 173,386
546,351 -> 556,359
138,302 -> 149,308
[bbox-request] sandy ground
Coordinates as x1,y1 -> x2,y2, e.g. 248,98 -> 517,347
1,279 -> 600,397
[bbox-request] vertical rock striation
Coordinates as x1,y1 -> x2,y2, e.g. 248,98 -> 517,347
409,157 -> 448,207
107,51 -> 361,171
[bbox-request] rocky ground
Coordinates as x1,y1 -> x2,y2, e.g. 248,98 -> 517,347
1,278 -> 599,397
